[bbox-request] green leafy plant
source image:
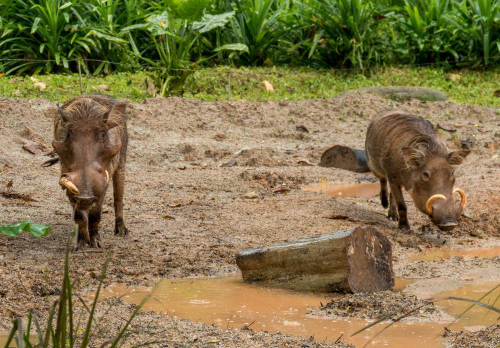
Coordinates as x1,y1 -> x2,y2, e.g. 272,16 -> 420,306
228,0 -> 288,66
3,226 -> 156,347
395,0 -> 463,63
455,0 -> 500,65
0,0 -> 96,74
299,0 -> 389,68
0,220 -> 50,237
139,8 -> 235,96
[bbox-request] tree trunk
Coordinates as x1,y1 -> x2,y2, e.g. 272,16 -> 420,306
236,226 -> 394,293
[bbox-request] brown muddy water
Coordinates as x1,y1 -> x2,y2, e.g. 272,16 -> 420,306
92,277 -> 499,348
301,183 -> 380,198
412,246 -> 500,261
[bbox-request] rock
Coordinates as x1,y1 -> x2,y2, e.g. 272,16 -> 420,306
320,145 -> 370,173
461,139 -> 475,149
295,125 -> 309,133
437,123 -> 457,132
279,100 -> 289,106
339,86 -> 448,102
236,226 -> 394,293
244,192 -> 258,199
220,160 -> 237,168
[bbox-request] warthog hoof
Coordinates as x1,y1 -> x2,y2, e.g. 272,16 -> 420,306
398,223 -> 411,231
89,235 -> 102,248
72,239 -> 88,252
114,224 -> 129,236
388,211 -> 399,221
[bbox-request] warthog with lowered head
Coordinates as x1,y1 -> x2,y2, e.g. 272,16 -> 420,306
365,110 -> 469,231
51,95 -> 129,250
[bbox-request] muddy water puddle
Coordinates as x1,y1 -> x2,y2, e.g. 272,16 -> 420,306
93,277 -> 500,347
413,246 -> 500,261
302,183 -> 380,198
435,281 -> 500,328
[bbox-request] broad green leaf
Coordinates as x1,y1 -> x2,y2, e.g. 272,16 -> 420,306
31,17 -> 40,34
59,2 -> 72,10
27,223 -> 51,237
0,221 -> 30,237
146,12 -> 182,35
215,43 -> 249,54
164,0 -> 210,21
0,221 -> 50,237
193,12 -> 235,34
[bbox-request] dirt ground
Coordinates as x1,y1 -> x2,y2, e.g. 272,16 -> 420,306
0,93 -> 499,347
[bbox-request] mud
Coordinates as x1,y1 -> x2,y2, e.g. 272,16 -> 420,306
0,94 -> 499,346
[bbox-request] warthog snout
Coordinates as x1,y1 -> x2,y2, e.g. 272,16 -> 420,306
426,188 -> 467,231
73,194 -> 97,207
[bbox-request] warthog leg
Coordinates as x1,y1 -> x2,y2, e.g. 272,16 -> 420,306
389,183 -> 410,230
380,178 -> 389,208
388,191 -> 398,221
73,209 -> 91,251
113,170 -> 128,236
89,196 -> 105,248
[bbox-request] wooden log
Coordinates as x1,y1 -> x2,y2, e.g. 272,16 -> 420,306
236,226 -> 394,293
319,145 -> 370,173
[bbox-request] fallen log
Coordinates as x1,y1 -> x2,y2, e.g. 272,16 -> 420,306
236,226 -> 394,293
319,145 -> 370,173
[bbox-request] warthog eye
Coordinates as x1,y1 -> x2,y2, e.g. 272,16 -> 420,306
422,170 -> 430,182
100,131 -> 107,140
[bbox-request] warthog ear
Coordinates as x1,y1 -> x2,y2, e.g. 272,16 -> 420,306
103,103 -> 126,130
447,150 -> 470,165
57,103 -> 70,123
402,147 -> 425,170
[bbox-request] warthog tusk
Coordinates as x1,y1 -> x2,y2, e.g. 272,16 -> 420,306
105,170 -> 109,184
453,188 -> 466,210
425,194 -> 447,215
59,177 -> 80,195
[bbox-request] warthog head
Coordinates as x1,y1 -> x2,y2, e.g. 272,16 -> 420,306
53,102 -> 125,210
402,147 -> 470,231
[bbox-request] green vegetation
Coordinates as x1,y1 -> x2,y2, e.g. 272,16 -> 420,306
0,0 -> 499,95
1,66 -> 499,107
0,221 -> 50,237
4,228 -> 155,348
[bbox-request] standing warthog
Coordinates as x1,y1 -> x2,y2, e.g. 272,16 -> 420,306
365,110 -> 469,231
51,95 -> 129,249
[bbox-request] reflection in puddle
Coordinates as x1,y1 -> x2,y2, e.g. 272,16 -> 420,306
93,277 -> 482,348
435,281 -> 500,328
413,246 -> 500,261
301,183 -> 380,198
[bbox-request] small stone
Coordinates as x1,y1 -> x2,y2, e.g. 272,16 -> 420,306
244,192 -> 258,199
295,125 -> 309,133
279,100 -> 289,106
437,123 -> 456,132
461,139 -> 475,149
220,160 -> 237,168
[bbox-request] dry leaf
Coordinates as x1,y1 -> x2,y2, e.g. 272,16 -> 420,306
94,84 -> 110,91
262,80 -> 274,92
30,76 -> 46,91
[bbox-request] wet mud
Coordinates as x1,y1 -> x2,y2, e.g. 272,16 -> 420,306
0,94 -> 499,346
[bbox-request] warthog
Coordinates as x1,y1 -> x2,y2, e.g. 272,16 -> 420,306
365,110 -> 469,231
51,95 -> 129,249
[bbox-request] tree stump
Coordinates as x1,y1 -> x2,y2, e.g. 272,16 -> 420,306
319,145 -> 370,173
236,226 -> 394,293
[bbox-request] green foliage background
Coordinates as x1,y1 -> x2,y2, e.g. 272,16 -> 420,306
1,0 -> 499,76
